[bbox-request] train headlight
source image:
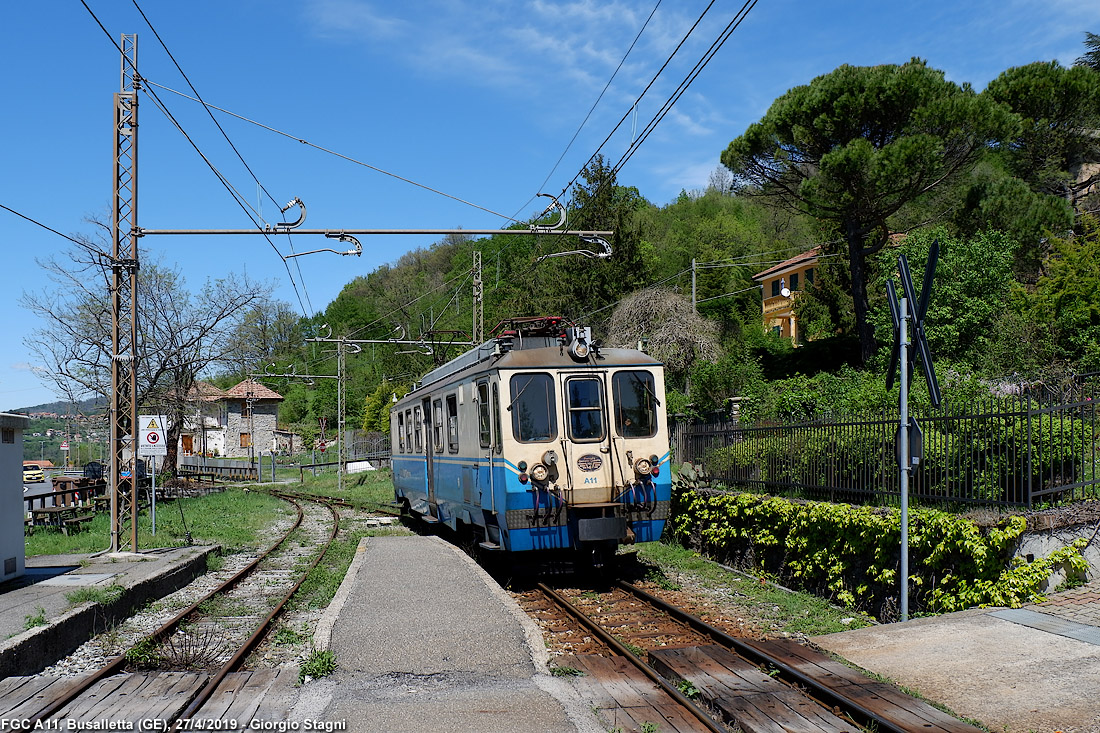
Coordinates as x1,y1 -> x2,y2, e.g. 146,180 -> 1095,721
571,340 -> 590,360
530,463 -> 550,482
633,457 -> 652,476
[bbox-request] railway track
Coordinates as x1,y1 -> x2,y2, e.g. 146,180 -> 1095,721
520,580 -> 983,733
0,492 -> 341,729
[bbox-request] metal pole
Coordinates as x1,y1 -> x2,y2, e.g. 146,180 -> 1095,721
899,297 -> 910,623
151,455 -> 156,536
692,258 -> 697,313
337,342 -> 345,493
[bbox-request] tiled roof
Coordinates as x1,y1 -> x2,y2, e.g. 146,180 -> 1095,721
752,246 -> 821,281
225,379 -> 284,401
187,381 -> 230,402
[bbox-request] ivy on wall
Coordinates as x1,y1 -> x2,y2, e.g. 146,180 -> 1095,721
669,481 -> 1088,618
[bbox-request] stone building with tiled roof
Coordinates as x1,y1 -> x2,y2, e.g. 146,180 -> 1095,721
179,379 -> 283,459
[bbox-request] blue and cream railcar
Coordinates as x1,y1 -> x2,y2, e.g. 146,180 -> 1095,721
391,320 -> 670,563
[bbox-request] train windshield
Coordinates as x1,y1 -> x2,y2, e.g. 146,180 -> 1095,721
613,370 -> 658,438
510,373 -> 557,442
567,377 -> 605,442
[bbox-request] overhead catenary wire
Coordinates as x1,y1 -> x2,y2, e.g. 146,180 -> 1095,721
144,79 -> 521,225
81,0 -> 314,316
510,0 -> 665,223
611,0 -> 760,177
133,0 -> 317,317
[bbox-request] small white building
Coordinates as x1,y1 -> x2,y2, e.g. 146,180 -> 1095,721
0,413 -> 29,583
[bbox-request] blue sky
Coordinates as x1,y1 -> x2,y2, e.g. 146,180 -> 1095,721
1,0 -> 1097,411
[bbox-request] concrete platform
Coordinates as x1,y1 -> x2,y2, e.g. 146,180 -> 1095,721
812,578 -> 1100,733
287,535 -> 603,733
0,545 -> 216,677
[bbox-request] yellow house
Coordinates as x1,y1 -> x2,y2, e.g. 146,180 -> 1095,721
751,247 -> 820,342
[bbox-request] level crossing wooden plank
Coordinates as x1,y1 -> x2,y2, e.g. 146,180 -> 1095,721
744,639 -> 984,732
650,645 -> 854,733
128,672 -> 207,722
209,670 -> 290,723
563,654 -> 713,733
0,675 -> 85,719
56,674 -> 135,720
238,670 -> 294,723
193,670 -> 250,719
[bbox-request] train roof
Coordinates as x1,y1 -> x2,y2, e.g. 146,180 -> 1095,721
406,338 -> 661,400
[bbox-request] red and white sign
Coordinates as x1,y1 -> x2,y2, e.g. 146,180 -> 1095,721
60,441 -> 69,450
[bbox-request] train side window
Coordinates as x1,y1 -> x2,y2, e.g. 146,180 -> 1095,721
405,409 -> 413,454
397,411 -> 405,453
612,371 -> 658,438
433,399 -> 443,453
413,406 -> 423,452
477,381 -> 491,448
510,373 -> 556,442
491,383 -> 502,453
566,377 -> 605,442
446,394 -> 459,453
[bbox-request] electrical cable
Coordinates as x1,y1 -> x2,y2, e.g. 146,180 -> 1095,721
144,79 -> 520,224
130,0 -> 317,317
612,0 -> 759,176
510,0 -> 664,222
80,0 -> 313,316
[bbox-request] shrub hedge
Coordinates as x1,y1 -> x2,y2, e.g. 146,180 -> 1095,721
668,480 -> 1088,620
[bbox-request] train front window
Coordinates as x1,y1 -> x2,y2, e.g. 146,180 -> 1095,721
510,373 -> 556,442
567,377 -> 605,442
613,371 -> 658,438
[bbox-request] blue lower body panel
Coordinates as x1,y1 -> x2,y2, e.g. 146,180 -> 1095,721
393,454 -> 671,553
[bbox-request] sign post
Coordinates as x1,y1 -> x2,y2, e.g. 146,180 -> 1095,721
886,242 -> 941,622
138,415 -> 168,537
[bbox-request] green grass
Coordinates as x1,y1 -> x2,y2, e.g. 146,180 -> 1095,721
295,467 -> 399,510
298,648 -> 337,683
23,607 -> 46,630
65,583 -> 126,607
634,540 -> 874,636
25,487 -> 291,557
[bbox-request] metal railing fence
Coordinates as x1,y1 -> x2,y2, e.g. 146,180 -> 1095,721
673,389 -> 1099,508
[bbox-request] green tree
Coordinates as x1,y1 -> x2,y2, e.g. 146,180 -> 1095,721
1028,214 -> 1100,368
870,228 -> 1017,370
984,61 -> 1100,214
531,155 -> 650,324
1075,31 -> 1100,72
721,59 -> 1019,364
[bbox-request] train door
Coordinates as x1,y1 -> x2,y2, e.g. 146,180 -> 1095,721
421,398 -> 435,510
559,373 -> 614,500
476,380 -> 495,512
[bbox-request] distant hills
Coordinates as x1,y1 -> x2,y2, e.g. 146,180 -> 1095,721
7,397 -> 106,416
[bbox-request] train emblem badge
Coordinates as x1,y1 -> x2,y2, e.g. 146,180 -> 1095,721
577,454 -> 603,472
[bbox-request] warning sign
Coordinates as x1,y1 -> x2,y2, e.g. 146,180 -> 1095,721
138,414 -> 168,457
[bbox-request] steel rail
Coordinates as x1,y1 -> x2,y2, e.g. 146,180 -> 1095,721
31,495 -> 308,723
535,583 -> 726,733
171,496 -> 342,728
617,580 -> 906,733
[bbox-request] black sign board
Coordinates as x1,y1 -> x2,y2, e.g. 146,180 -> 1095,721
886,241 -> 942,408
